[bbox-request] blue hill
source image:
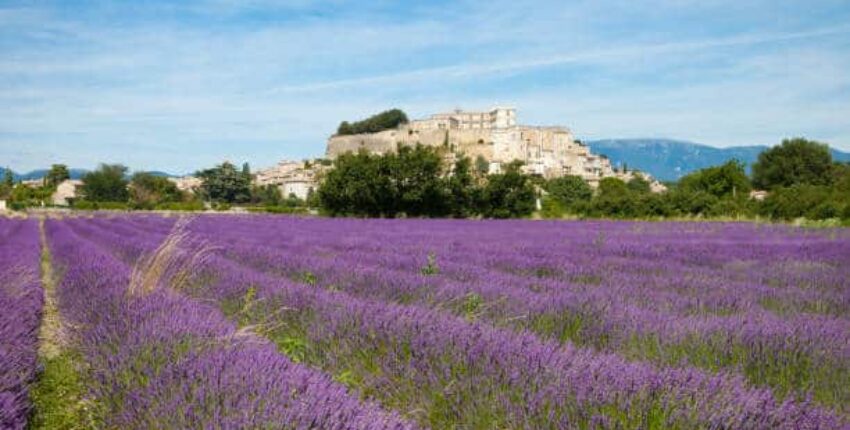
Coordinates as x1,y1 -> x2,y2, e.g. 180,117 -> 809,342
587,139 -> 850,182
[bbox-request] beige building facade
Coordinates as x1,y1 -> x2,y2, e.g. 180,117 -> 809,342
326,107 -> 644,187
51,179 -> 83,206
255,160 -> 326,200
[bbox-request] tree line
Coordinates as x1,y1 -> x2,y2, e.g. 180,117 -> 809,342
0,162 -> 306,212
316,138 -> 850,224
2,137 -> 848,223
317,146 -> 536,218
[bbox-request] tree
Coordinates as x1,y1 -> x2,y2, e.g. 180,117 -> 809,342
80,164 -> 129,202
386,145 -> 448,217
45,164 -> 70,188
196,162 -> 252,204
1,167 -> 13,198
446,157 -> 477,218
317,145 -> 448,217
242,162 -> 251,178
626,175 -> 652,194
546,175 -> 592,208
474,155 -> 489,176
337,121 -> 353,135
251,184 -> 283,206
478,161 -> 536,218
752,138 -> 833,190
318,151 -> 390,217
678,160 -> 750,199
590,177 -> 637,218
129,172 -> 183,209
336,109 -> 409,135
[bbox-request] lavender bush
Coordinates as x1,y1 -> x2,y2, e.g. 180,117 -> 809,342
60,215 -> 850,429
44,218 -> 413,429
0,219 -> 42,429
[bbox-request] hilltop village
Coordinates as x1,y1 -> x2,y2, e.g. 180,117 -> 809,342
260,107 -> 664,199
7,107 -> 663,207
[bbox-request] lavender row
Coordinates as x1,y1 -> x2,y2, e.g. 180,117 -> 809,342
0,219 -> 43,430
58,216 -> 849,429
175,216 -> 850,411
45,219 -> 413,429
73,215 -> 850,414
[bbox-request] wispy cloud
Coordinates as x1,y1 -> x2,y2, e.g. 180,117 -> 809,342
269,24 -> 850,93
1,0 -> 850,172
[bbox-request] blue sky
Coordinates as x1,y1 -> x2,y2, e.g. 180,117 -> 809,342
2,0 -> 850,173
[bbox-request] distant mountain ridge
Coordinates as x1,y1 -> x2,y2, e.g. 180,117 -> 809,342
587,139 -> 850,182
0,167 -> 89,182
0,168 -> 177,182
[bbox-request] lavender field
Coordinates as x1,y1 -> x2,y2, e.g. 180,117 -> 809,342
2,215 -> 850,429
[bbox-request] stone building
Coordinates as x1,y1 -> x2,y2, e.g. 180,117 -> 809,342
51,179 -> 83,206
254,160 -> 326,200
325,107 -> 644,187
169,176 -> 203,193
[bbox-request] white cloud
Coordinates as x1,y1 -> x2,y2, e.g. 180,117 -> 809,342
2,0 -> 850,172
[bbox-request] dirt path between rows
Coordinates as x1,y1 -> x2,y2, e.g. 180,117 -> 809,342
36,218 -> 63,359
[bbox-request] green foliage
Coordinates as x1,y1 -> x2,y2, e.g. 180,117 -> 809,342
478,161 -> 536,219
420,252 -> 440,275
0,168 -> 13,199
80,164 -> 129,203
752,138 -> 834,190
539,196 -> 567,219
44,164 -> 70,189
474,155 -> 489,176
388,146 -> 448,217
759,185 -> 841,220
129,172 -> 183,209
462,293 -> 483,320
154,200 -> 205,211
7,183 -> 53,208
278,336 -> 308,363
196,162 -> 251,204
679,160 -> 751,199
246,205 -> 309,215
545,175 -> 592,209
318,145 -> 448,217
336,109 -> 409,135
445,157 -> 476,218
28,351 -> 98,429
71,200 -> 129,210
2,166 -> 13,188
626,175 -> 652,194
249,184 -> 283,206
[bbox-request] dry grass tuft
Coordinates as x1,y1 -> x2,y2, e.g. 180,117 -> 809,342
128,216 -> 218,296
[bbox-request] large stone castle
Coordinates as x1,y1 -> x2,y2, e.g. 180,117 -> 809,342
326,107 -> 637,187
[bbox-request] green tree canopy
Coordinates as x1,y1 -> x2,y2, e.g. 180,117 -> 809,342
545,175 -> 593,208
129,172 -> 183,209
1,167 -> 13,198
318,145 -> 448,217
626,175 -> 652,194
45,164 -> 70,188
446,157 -> 477,218
80,164 -> 130,202
478,162 -> 536,219
386,145 -> 447,217
474,155 -> 489,176
678,160 -> 751,199
336,109 -> 409,135
250,184 -> 283,206
196,162 -> 252,204
318,151 -> 392,217
752,138 -> 833,190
